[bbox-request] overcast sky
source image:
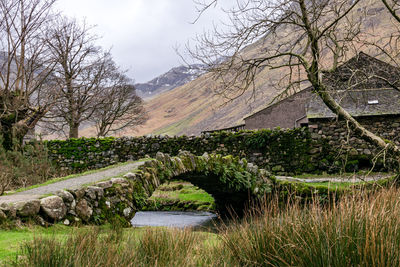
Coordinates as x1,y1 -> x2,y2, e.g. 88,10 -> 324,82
55,0 -> 231,83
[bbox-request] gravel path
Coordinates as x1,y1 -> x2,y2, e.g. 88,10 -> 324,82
0,161 -> 145,204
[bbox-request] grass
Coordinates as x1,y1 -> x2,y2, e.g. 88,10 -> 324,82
146,181 -> 215,211
0,225 -> 73,261
293,171 -> 393,179
2,225 -> 219,266
153,111 -> 199,136
5,186 -> 400,266
6,158 -> 149,195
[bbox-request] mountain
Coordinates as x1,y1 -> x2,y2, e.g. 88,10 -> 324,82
135,64 -> 205,99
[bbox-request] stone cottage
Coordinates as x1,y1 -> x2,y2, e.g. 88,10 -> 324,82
243,52 -> 400,145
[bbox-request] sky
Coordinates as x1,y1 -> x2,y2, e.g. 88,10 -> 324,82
55,0 -> 231,83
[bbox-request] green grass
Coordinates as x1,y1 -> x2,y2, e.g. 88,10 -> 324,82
1,225 -> 219,266
147,181 -> 215,211
6,159 -> 149,195
0,225 -> 73,261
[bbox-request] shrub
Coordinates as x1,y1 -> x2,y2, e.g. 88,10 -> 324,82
0,141 -> 64,193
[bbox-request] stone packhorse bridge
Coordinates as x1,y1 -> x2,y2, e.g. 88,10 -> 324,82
0,151 -> 274,226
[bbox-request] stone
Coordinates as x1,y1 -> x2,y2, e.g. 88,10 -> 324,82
349,148 -> 358,156
363,149 -> 372,155
311,133 -> 321,139
123,207 -> 132,217
85,186 -> 104,200
151,143 -> 160,150
271,165 -> 283,172
15,199 -> 40,217
72,188 -> 85,199
0,203 -> 16,219
63,219 -> 70,226
123,172 -> 138,180
40,196 -> 67,221
0,209 -> 6,220
76,199 -> 93,222
96,180 -> 113,189
111,178 -> 129,185
35,216 -> 47,227
155,152 -> 165,162
56,190 -> 74,203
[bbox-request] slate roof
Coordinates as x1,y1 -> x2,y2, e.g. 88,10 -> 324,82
307,52 -> 400,119
307,88 -> 400,119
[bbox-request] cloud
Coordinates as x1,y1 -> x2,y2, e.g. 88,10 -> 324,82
56,0 -> 232,83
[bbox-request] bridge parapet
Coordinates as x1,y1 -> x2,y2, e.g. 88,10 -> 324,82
0,152 -> 274,226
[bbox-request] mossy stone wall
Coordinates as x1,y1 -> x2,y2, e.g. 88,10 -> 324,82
45,127 -> 387,175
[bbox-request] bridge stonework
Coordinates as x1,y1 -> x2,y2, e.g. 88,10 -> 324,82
0,152 -> 274,226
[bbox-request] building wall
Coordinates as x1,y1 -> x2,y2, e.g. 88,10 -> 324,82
308,115 -> 400,161
244,89 -> 312,130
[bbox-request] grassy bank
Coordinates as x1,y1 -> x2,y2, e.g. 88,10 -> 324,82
144,181 -> 215,211
3,186 -> 400,266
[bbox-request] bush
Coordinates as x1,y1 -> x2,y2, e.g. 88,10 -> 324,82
0,141 -> 64,193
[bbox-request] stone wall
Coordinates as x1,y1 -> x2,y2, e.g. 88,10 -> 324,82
46,128 -> 315,175
45,127 -> 397,176
308,116 -> 400,171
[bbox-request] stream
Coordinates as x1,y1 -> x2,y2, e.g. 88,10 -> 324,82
131,211 -> 218,229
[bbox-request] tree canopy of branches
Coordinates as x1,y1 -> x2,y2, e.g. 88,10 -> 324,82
0,0 -> 56,150
190,0 -> 400,163
44,17 -> 146,138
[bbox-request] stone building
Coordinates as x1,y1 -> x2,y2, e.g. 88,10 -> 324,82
243,52 -> 400,137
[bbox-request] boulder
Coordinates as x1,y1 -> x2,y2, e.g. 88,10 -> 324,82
40,196 -> 67,221
15,199 -> 40,217
0,203 -> 16,218
76,199 -> 93,222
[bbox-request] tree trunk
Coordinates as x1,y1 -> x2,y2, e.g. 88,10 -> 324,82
69,123 -> 79,138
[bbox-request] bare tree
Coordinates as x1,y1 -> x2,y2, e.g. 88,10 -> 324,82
0,0 -> 57,150
190,0 -> 400,159
89,65 -> 147,137
45,16 -> 146,138
381,0 -> 400,23
45,16 -> 106,138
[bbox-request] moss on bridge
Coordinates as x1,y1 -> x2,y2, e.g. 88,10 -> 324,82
117,151 -> 273,218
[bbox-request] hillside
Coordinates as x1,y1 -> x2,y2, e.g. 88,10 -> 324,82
120,1 -> 397,137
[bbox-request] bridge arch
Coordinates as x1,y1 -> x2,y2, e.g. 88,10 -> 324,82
127,151 -> 273,215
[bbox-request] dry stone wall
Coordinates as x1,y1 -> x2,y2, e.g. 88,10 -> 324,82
308,116 -> 400,171
46,127 -> 394,176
